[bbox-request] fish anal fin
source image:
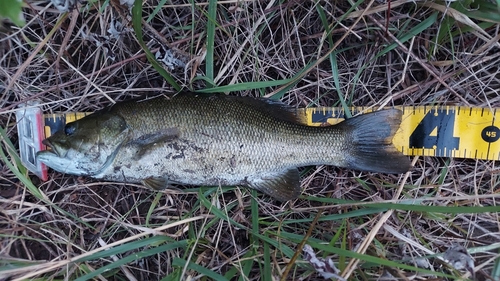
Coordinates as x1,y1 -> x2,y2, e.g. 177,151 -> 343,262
142,176 -> 169,190
246,168 -> 301,201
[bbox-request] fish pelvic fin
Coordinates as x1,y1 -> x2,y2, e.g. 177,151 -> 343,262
246,168 -> 301,201
340,109 -> 411,174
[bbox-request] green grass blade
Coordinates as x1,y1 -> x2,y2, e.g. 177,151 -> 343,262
378,12 -> 438,58
271,61 -> 318,99
239,189 -> 259,280
252,232 -> 295,259
146,192 -> 163,227
223,265 -> 240,279
492,248 -> 500,281
316,2 -> 360,117
0,0 -> 25,26
172,258 -> 229,280
205,0 -> 217,85
304,195 -> 499,213
263,238 -> 272,280
147,0 -> 170,23
0,127 -> 95,229
75,240 -> 188,281
0,125 -> 26,174
132,0 -> 181,91
198,189 -> 247,229
339,222 -> 347,271
306,241 -> 455,278
75,236 -> 174,263
0,127 -> 38,197
365,202 -> 500,213
240,254 -> 254,281
280,208 -> 387,224
449,0 -> 500,23
347,11 -> 439,97
160,270 -> 181,281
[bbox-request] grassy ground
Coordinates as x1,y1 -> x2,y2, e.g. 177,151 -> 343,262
1,0 -> 500,280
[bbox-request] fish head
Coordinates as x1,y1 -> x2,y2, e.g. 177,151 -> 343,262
36,112 -> 130,176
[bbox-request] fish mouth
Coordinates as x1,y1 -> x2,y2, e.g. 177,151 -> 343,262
41,139 -> 60,157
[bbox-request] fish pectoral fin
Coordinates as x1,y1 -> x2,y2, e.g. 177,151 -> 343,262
142,176 -> 170,190
134,127 -> 180,146
246,169 -> 301,201
132,127 -> 180,160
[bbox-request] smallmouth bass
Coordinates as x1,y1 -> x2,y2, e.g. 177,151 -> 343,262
36,93 -> 410,201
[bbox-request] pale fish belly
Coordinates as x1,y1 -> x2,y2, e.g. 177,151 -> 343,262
96,129 -> 331,187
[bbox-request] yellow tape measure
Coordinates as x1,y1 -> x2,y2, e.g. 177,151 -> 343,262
299,106 -> 499,161
39,106 -> 499,161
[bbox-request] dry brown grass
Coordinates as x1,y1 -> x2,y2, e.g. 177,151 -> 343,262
1,0 -> 499,280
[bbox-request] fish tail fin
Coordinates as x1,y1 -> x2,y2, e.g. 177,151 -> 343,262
339,109 -> 411,174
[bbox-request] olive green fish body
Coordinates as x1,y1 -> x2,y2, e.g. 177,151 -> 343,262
37,93 -> 410,201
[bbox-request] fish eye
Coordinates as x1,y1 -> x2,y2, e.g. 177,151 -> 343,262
64,124 -> 76,136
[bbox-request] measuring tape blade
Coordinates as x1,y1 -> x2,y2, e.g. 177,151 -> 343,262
300,106 -> 500,161
16,106 -> 498,180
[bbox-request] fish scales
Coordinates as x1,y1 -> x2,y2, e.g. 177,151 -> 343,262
37,93 -> 410,201
110,95 -> 346,183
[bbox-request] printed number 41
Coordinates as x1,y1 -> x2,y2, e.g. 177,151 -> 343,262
409,109 -> 460,153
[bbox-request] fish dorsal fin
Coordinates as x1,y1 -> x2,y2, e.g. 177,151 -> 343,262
172,92 -> 301,123
142,176 -> 169,190
225,95 -> 301,124
246,168 -> 301,201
